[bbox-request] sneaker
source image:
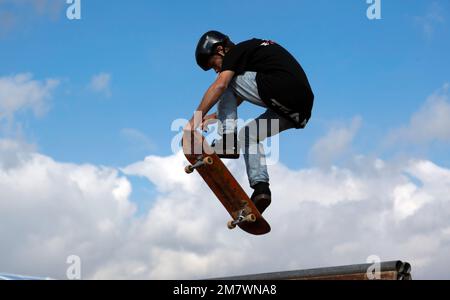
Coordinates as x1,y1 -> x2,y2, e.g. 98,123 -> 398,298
251,182 -> 272,214
211,132 -> 240,159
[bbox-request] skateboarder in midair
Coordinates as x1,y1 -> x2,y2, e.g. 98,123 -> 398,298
186,31 -> 314,214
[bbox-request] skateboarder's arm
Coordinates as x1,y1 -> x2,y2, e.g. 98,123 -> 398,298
186,70 -> 235,131
200,95 -> 243,131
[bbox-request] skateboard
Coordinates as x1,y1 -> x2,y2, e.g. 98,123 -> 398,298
182,130 -> 271,235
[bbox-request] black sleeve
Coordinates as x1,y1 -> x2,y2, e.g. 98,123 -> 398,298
221,40 -> 255,75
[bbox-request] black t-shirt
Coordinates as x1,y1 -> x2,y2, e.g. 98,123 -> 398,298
221,39 -> 314,128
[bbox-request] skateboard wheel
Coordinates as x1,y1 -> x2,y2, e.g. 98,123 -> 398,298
227,220 -> 237,230
245,214 -> 257,223
203,157 -> 213,165
185,165 -> 194,174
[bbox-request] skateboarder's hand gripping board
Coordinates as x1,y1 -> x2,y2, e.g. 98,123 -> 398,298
200,113 -> 218,132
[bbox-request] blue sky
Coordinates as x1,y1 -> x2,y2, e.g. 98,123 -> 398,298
2,0 -> 449,215
1,0 -> 450,279
1,0 -> 448,169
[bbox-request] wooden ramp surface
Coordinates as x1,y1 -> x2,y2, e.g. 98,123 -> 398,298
210,261 -> 412,280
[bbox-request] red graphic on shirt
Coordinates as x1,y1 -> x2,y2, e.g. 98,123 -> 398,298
260,40 -> 276,46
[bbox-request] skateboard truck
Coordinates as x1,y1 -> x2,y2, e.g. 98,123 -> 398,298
227,202 -> 257,230
185,156 -> 214,174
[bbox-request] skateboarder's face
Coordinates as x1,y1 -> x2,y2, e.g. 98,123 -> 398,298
208,55 -> 223,74
208,45 -> 226,74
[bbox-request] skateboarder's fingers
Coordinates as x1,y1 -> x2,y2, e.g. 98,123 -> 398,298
201,122 -> 210,132
203,113 -> 218,122
201,116 -> 218,131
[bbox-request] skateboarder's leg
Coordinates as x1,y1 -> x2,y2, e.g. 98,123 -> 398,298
240,109 -> 296,186
215,71 -> 262,150
213,88 -> 240,158
217,88 -> 238,135
231,72 -> 267,108
214,72 -> 265,159
239,109 -> 296,213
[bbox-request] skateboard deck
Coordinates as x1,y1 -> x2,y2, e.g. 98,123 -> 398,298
182,130 -> 271,235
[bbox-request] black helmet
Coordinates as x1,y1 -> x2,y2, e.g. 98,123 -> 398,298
195,30 -> 229,71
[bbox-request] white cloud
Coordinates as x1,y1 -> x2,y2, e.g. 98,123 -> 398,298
386,84 -> 450,145
0,139 -> 136,279
89,73 -> 112,97
1,80 -> 450,280
1,137 -> 450,279
0,139 -> 36,170
0,73 -> 59,122
309,116 -> 362,166
393,183 -> 433,221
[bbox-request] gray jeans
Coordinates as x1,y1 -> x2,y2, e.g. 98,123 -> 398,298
217,72 -> 296,187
